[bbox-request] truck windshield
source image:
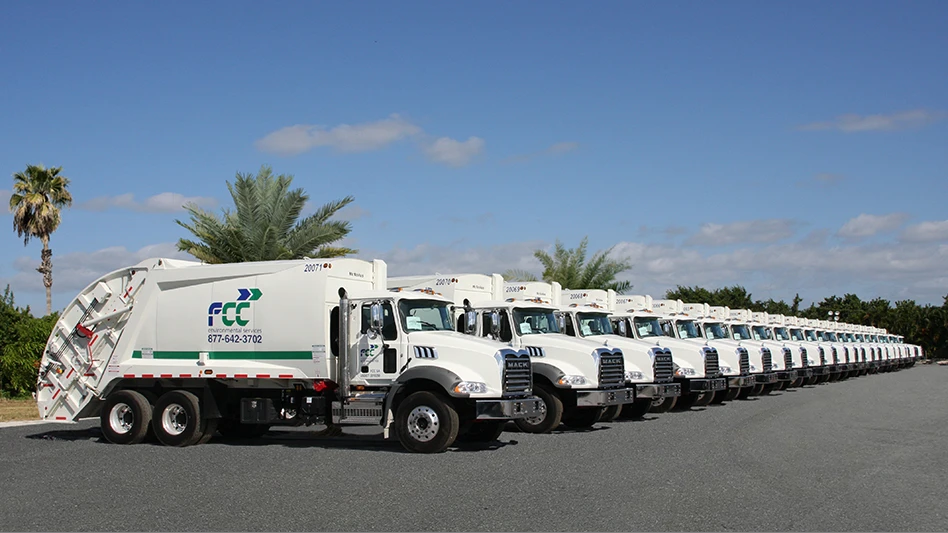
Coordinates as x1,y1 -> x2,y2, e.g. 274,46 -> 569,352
751,325 -> 773,340
703,322 -> 729,340
774,327 -> 791,341
576,312 -> 613,336
826,332 -> 839,342
632,316 -> 663,338
790,328 -> 805,341
805,330 -> 818,342
677,320 -> 702,339
816,331 -> 827,341
398,299 -> 454,332
512,308 -> 560,335
730,324 -> 752,340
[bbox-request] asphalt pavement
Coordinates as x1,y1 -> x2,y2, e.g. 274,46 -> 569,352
1,365 -> 945,531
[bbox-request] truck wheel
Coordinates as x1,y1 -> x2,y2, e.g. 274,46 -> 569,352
456,421 -> 506,443
790,377 -> 804,388
394,391 -> 459,453
152,390 -> 205,447
598,404 -> 622,422
778,380 -> 790,391
101,390 -> 152,445
692,392 -> 714,407
650,396 -> 676,413
619,399 -> 651,419
196,418 -> 219,444
761,383 -> 778,395
710,390 -> 727,404
737,386 -> 754,400
513,384 -> 563,434
725,388 -> 741,401
561,407 -> 604,428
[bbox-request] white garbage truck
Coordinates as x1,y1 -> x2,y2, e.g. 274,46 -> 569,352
387,274 -> 638,432
656,301 -> 755,402
543,288 -> 681,418
765,314 -> 815,387
724,309 -> 784,392
785,316 -> 829,384
745,311 -> 799,390
607,294 -> 726,410
36,257 -> 542,453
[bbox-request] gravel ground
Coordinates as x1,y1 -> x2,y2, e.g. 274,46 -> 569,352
1,365 -> 945,532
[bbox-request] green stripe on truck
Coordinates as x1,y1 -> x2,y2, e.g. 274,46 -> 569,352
131,350 -> 311,360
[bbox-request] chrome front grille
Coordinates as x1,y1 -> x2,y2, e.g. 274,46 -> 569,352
598,351 -> 625,389
784,348 -> 793,369
503,352 -> 532,395
843,347 -> 850,363
801,347 -> 808,367
819,347 -> 826,366
832,347 -> 838,364
704,348 -> 720,377
652,349 -> 674,383
738,349 -> 750,375
762,348 -> 773,372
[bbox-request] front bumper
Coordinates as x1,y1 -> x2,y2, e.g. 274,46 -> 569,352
775,370 -> 796,381
727,375 -> 754,388
684,377 -> 727,393
576,387 -> 636,407
811,366 -> 828,375
796,368 -> 814,378
475,396 -> 544,420
837,363 -> 852,372
634,382 -> 682,399
754,372 -> 778,384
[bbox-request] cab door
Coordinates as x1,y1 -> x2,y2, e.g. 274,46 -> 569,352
350,301 -> 403,385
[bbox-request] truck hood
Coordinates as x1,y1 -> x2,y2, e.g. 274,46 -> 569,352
641,335 -> 708,371
407,330 -> 512,355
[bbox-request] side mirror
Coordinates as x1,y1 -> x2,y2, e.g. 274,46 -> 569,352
617,320 -> 628,336
465,309 -> 477,335
369,302 -> 384,335
490,310 -> 501,338
556,313 -> 566,332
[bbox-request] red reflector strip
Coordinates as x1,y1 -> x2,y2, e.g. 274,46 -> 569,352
52,390 -> 60,399
279,374 -> 293,378
124,374 -> 135,378
256,374 -> 270,378
216,374 -> 227,378
83,373 -> 95,377
179,374 -> 192,378
55,416 -> 66,420
142,374 -> 154,378
66,369 -> 74,379
42,383 -> 54,388
160,374 -> 172,378
235,374 -> 248,378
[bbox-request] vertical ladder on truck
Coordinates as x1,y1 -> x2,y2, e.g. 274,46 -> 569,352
36,267 -> 148,421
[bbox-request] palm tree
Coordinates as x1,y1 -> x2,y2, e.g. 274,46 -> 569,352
507,237 -> 632,292
176,165 -> 357,263
9,164 -> 73,315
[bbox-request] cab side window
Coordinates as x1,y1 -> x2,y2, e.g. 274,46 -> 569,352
499,310 -> 513,342
563,314 -> 576,337
361,303 -> 397,341
330,306 -> 340,357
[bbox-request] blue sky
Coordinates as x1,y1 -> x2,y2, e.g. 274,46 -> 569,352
2,1 -> 947,313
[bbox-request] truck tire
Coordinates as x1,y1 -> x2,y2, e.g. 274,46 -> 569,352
619,399 -> 651,419
561,407 -> 604,429
217,420 -> 271,439
761,383 -> 778,395
650,396 -> 676,413
394,391 -> 459,453
456,421 -> 506,443
737,386 -> 754,400
777,380 -> 790,391
725,387 -> 741,401
152,390 -> 205,447
101,390 -> 152,445
598,404 -> 622,422
513,384 -> 563,434
710,390 -> 727,404
692,392 -> 714,407
196,418 -> 219,444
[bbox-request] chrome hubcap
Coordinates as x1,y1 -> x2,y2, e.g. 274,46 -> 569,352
406,406 -> 440,442
522,396 -> 548,425
161,404 -> 188,436
109,403 -> 133,434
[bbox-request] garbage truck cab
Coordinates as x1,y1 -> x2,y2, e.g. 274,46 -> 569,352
746,311 -> 799,390
766,314 -> 814,387
786,316 -> 830,384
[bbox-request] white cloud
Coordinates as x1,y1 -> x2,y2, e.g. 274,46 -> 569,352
78,192 -> 217,213
901,220 -> 948,243
422,136 -> 485,167
360,240 -> 546,278
798,109 -> 946,132
686,219 -> 798,246
837,213 -> 908,239
255,114 -> 422,155
502,141 -> 579,163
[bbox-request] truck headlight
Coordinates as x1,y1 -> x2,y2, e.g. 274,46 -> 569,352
558,375 -> 588,386
807,359 -> 816,366
750,365 -> 758,372
624,371 -> 644,381
720,366 -> 733,374
674,367 -> 696,377
453,381 -> 488,394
